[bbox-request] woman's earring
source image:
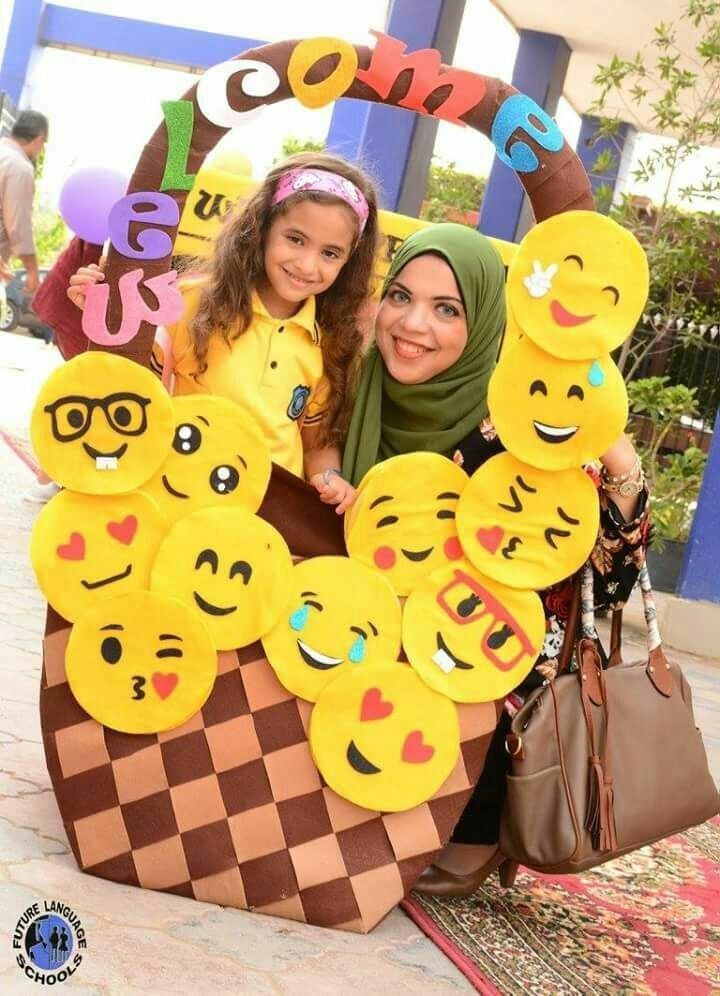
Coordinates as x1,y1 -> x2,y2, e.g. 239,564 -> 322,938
289,604 -> 309,632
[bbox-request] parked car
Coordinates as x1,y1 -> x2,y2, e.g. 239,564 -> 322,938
0,268 -> 52,341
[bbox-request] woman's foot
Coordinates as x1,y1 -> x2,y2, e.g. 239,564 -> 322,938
413,846 -> 505,898
432,842 -> 499,876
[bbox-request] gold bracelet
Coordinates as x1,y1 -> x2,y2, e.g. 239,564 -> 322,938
601,454 -> 641,485
601,468 -> 645,498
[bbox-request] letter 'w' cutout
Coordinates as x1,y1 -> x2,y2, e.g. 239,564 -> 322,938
82,269 -> 185,347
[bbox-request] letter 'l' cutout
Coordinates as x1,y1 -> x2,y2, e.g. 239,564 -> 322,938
160,100 -> 196,192
82,269 -> 185,346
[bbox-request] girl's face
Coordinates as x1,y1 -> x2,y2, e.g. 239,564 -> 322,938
375,254 -> 468,385
261,199 -> 357,317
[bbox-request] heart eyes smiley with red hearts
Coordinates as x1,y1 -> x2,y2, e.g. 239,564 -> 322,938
357,687 -> 435,766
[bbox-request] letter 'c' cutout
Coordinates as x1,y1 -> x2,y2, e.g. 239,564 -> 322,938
197,59 -> 281,127
287,37 -> 359,109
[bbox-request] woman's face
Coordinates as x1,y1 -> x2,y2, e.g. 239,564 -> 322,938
375,254 -> 468,385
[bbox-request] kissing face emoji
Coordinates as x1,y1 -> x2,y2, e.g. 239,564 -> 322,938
262,556 -> 402,701
309,663 -> 459,812
142,395 -> 271,524
30,352 -> 174,494
507,211 -> 649,360
150,507 -> 293,649
488,337 -> 628,470
65,590 -> 216,734
403,560 -> 545,702
30,490 -> 167,622
456,452 -> 600,589
344,453 -> 467,596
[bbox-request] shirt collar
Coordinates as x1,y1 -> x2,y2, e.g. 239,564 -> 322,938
252,290 -> 321,345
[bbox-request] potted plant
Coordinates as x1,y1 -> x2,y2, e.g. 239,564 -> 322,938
627,377 -> 708,592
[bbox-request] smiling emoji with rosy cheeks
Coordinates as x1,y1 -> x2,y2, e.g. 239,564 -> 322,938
262,556 -> 402,701
456,452 -> 600,590
150,507 -> 293,650
30,490 -> 167,622
507,211 -> 649,360
30,352 -> 174,494
488,337 -> 628,471
344,453 -> 467,597
65,590 -> 216,734
309,663 -> 459,812
141,395 -> 271,525
403,560 -> 545,702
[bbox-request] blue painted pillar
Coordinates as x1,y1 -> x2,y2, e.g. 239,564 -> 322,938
677,410 -> 720,603
479,30 -> 570,242
0,0 -> 45,105
326,0 -> 465,213
576,114 -> 635,212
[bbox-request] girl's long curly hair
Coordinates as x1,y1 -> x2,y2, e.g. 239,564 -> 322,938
187,152 -> 380,447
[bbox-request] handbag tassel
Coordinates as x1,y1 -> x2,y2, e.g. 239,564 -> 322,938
585,756 -> 618,852
600,773 -> 618,851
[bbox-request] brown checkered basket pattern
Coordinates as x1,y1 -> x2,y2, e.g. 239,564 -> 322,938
41,607 -> 498,932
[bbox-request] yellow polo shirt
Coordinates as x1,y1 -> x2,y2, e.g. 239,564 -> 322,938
152,282 -> 329,477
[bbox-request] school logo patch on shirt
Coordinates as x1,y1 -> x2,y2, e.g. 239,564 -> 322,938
287,385 -> 311,421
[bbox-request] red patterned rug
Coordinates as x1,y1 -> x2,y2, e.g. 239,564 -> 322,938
402,818 -> 720,995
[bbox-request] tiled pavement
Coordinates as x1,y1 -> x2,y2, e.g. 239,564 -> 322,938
0,332 -> 717,994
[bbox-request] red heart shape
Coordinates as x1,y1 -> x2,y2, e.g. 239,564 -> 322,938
402,730 -> 435,764
476,525 -> 504,555
107,515 -> 138,545
360,687 -> 393,722
57,532 -> 85,561
152,672 -> 178,700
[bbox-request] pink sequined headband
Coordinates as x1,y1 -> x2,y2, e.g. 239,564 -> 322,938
271,167 -> 370,233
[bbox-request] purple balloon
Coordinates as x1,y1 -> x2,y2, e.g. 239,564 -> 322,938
58,167 -> 128,245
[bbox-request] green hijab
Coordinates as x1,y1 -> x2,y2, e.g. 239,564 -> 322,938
342,223 -> 506,486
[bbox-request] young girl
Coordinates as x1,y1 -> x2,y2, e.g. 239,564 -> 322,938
69,152 -> 380,509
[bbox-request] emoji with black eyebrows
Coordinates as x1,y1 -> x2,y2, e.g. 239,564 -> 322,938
488,336 -> 628,471
142,395 -> 271,524
150,507 -> 293,650
456,451 -> 600,590
263,556 -> 402,701
65,590 -> 216,734
344,452 -> 468,596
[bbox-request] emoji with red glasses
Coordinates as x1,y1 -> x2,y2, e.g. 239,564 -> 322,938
456,452 -> 599,590
506,211 -> 649,360
30,489 -> 167,622
403,560 -> 545,702
30,352 -> 174,494
488,336 -> 628,471
310,662 -> 459,811
66,590 -> 216,734
344,453 -> 467,597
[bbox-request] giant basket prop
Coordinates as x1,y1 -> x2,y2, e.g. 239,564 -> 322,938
40,33 -> 594,932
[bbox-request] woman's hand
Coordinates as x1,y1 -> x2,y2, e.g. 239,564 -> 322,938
310,470 -> 357,515
67,258 -> 106,310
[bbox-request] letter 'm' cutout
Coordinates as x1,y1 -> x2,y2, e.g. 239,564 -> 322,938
82,269 -> 185,346
491,94 -> 564,173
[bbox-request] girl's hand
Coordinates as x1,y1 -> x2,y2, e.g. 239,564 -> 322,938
310,471 -> 357,515
67,259 -> 106,310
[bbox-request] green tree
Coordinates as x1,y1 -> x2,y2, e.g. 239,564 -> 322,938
278,137 -> 325,160
420,158 -> 485,224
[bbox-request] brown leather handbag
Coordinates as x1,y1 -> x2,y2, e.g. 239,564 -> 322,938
499,562 -> 719,875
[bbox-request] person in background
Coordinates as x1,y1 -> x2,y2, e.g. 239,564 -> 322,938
0,110 -> 49,295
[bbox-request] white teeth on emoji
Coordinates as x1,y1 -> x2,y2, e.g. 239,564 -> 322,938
432,647 -> 456,673
297,640 -> 344,669
96,456 -> 118,470
532,420 -> 578,443
523,260 -> 558,298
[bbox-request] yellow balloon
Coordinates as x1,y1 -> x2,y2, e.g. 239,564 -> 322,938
344,453 -> 468,597
456,452 -> 600,590
208,150 -> 252,176
150,507 -> 293,650
141,395 -> 271,525
66,590 -> 216,734
488,337 -> 628,471
31,489 -> 167,622
506,211 -> 649,360
30,352 -> 174,495
309,662 -> 459,812
403,559 -> 545,702
263,556 -> 402,701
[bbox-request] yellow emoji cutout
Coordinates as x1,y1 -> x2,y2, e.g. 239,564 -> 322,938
403,559 -> 545,703
488,337 -> 628,471
66,590 -> 216,734
344,453 -> 467,597
262,556 -> 402,701
142,395 -> 271,524
30,353 -> 174,495
150,507 -> 293,650
30,490 -> 167,622
507,211 -> 649,360
456,452 -> 599,590
309,662 -> 459,812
